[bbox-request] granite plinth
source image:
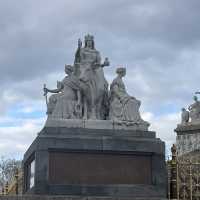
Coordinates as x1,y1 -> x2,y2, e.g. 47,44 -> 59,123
23,127 -> 166,198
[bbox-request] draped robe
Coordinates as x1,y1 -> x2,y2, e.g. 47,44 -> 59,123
109,77 -> 142,122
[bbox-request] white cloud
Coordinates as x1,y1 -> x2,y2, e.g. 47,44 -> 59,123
0,117 -> 45,159
1,0 -> 200,159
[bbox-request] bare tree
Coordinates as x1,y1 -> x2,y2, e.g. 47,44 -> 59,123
0,157 -> 21,190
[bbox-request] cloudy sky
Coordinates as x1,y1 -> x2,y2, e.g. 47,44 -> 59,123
1,0 -> 200,159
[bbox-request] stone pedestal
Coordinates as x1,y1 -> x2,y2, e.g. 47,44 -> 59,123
175,123 -> 200,156
0,196 -> 167,200
23,127 -> 167,198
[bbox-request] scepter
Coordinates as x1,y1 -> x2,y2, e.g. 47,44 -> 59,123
43,83 -> 48,107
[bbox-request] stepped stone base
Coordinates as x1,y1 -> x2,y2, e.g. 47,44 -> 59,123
0,195 -> 167,200
23,127 -> 166,198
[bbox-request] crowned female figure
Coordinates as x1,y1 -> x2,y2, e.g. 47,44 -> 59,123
74,34 -> 109,119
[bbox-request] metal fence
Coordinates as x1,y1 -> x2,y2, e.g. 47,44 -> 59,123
168,144 -> 200,200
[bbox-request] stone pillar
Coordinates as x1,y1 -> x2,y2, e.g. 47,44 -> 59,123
170,144 -> 178,200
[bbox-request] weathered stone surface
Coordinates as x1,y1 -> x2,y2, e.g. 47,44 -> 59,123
45,119 -> 84,128
44,119 -> 148,131
84,120 -> 113,130
175,127 -> 200,155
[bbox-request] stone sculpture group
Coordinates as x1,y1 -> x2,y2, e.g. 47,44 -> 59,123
181,94 -> 200,124
176,93 -> 200,156
43,34 -> 149,129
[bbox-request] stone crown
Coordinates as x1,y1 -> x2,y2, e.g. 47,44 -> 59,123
85,34 -> 94,41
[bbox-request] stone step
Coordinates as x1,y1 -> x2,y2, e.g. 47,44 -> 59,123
0,195 -> 167,200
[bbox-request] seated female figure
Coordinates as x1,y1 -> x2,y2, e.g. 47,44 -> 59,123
44,65 -> 81,119
109,67 -> 142,124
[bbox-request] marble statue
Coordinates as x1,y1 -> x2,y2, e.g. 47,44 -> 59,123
176,93 -> 200,156
44,65 -> 81,119
179,94 -> 200,125
109,67 -> 146,125
43,34 -> 149,131
181,107 -> 189,124
188,96 -> 200,122
74,34 -> 109,120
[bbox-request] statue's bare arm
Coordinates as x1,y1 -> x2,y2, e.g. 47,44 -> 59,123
44,81 -> 64,94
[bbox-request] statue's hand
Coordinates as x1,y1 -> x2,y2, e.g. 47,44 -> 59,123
43,86 -> 48,96
103,57 -> 110,67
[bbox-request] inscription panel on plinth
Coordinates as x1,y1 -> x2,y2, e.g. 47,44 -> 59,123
49,151 -> 152,185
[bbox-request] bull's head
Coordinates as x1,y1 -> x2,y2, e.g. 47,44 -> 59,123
79,65 -> 94,83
